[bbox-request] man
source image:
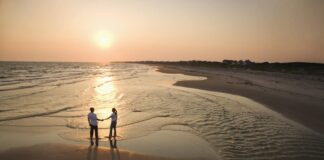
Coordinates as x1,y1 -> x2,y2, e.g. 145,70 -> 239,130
87,107 -> 102,146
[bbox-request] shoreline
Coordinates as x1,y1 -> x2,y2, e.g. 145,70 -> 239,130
155,64 -> 324,135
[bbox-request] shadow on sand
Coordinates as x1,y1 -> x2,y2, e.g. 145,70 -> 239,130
87,138 -> 120,160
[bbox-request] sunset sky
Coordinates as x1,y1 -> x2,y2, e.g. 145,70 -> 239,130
1,0 -> 324,63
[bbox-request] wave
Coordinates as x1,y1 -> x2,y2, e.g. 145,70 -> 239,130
53,79 -> 87,87
0,76 -> 89,92
0,105 -> 81,122
0,124 -> 65,127
0,84 -> 40,92
44,115 -> 85,118
0,90 -> 48,101
0,81 -> 23,87
0,109 -> 15,113
95,76 -> 138,88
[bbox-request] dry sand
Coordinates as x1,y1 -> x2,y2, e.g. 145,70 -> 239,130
156,65 -> 324,135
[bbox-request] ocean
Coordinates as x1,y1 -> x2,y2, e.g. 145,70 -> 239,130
0,62 -> 324,159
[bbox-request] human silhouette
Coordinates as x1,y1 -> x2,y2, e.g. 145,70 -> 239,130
87,107 -> 102,146
103,108 -> 117,139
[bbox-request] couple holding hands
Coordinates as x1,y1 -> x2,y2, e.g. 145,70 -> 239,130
87,107 -> 117,146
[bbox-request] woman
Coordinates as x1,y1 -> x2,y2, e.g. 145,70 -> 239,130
104,108 -> 117,139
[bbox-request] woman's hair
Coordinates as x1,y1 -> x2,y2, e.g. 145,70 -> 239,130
112,108 -> 117,115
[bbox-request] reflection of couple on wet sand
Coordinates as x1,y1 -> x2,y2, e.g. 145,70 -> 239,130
87,139 -> 119,160
87,107 -> 118,146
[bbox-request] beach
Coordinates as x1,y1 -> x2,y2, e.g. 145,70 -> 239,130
157,64 -> 324,135
0,143 -> 176,160
0,62 -> 220,160
0,129 -> 216,160
0,62 -> 324,160
2,0 -> 324,159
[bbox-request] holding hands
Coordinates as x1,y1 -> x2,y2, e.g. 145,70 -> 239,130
98,116 -> 111,121
98,118 -> 109,121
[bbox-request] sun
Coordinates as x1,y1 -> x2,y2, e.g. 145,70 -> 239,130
95,32 -> 114,49
98,34 -> 112,48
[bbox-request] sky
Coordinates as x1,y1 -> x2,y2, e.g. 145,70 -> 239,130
1,0 -> 324,63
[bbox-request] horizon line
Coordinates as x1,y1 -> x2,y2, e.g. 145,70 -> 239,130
0,59 -> 323,64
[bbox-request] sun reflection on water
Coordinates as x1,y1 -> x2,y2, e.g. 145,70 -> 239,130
95,76 -> 115,95
93,75 -> 125,139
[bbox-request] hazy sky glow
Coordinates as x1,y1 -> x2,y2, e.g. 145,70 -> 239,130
1,0 -> 324,62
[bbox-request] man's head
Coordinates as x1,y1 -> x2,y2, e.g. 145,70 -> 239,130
90,107 -> 94,112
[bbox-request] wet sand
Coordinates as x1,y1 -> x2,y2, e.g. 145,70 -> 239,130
0,126 -> 219,160
156,65 -> 324,135
0,143 -> 173,160
120,130 -> 219,159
